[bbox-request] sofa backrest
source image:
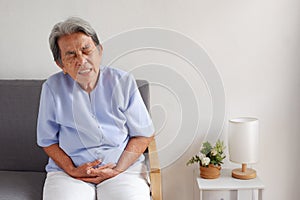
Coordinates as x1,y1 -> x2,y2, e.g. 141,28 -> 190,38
0,80 -> 47,172
0,79 -> 150,172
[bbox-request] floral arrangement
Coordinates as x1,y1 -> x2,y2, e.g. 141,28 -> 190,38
187,140 -> 226,167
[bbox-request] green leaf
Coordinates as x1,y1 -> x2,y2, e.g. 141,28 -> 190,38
200,141 -> 212,156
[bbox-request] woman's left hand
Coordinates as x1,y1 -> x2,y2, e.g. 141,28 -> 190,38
77,163 -> 120,184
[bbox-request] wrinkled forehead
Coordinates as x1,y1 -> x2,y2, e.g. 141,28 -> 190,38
58,32 -> 95,52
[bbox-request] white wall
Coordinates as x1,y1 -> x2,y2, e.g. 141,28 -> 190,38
1,0 -> 300,200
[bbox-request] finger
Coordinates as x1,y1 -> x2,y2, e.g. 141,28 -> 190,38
88,159 -> 101,167
87,164 -> 114,175
97,163 -> 116,170
87,169 -> 91,175
85,160 -> 101,175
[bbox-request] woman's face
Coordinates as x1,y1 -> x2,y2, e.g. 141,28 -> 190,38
57,32 -> 102,91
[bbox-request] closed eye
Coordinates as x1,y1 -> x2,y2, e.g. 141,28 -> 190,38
82,45 -> 95,55
65,51 -> 76,56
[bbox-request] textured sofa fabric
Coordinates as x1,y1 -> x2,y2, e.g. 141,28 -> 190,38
0,171 -> 46,200
0,79 -> 150,200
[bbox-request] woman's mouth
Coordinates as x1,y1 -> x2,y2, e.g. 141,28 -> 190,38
78,68 -> 92,75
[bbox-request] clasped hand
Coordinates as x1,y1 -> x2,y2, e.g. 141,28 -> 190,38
69,160 -> 121,184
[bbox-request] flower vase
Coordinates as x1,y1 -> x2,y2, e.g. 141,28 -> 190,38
200,164 -> 221,179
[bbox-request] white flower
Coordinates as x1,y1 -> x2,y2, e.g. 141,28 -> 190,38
211,149 -> 217,156
201,157 -> 210,166
198,153 -> 206,160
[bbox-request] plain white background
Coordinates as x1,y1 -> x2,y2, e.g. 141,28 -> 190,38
1,0 -> 299,200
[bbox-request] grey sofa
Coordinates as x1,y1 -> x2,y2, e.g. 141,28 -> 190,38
0,79 -> 161,200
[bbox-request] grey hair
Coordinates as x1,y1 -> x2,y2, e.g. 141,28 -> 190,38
49,17 -> 100,64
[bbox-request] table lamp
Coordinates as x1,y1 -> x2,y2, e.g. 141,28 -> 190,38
229,117 -> 259,179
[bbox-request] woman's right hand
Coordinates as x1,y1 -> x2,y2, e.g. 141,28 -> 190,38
68,160 -> 102,178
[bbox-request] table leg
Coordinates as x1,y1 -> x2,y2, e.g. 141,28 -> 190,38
199,190 -> 202,200
237,190 -> 240,200
258,189 -> 263,200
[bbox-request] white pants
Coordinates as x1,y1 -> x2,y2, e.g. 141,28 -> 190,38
43,164 -> 150,200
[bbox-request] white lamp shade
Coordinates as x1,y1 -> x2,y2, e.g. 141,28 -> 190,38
229,117 -> 259,164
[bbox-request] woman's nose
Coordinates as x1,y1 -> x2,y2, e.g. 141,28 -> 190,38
76,52 -> 86,67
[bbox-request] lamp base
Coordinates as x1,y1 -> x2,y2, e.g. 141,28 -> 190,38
232,168 -> 256,180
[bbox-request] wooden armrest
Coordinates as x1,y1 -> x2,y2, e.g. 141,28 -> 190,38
148,138 -> 162,200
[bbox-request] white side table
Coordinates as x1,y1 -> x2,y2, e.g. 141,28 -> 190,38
195,169 -> 265,200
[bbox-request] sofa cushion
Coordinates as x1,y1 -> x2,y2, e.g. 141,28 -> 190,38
0,171 -> 45,199
0,80 -> 48,172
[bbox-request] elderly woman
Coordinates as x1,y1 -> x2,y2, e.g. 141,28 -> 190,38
37,17 -> 154,200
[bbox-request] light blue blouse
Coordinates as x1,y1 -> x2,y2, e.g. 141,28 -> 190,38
37,66 -> 154,172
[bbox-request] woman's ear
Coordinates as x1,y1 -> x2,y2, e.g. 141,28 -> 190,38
98,44 -> 103,55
